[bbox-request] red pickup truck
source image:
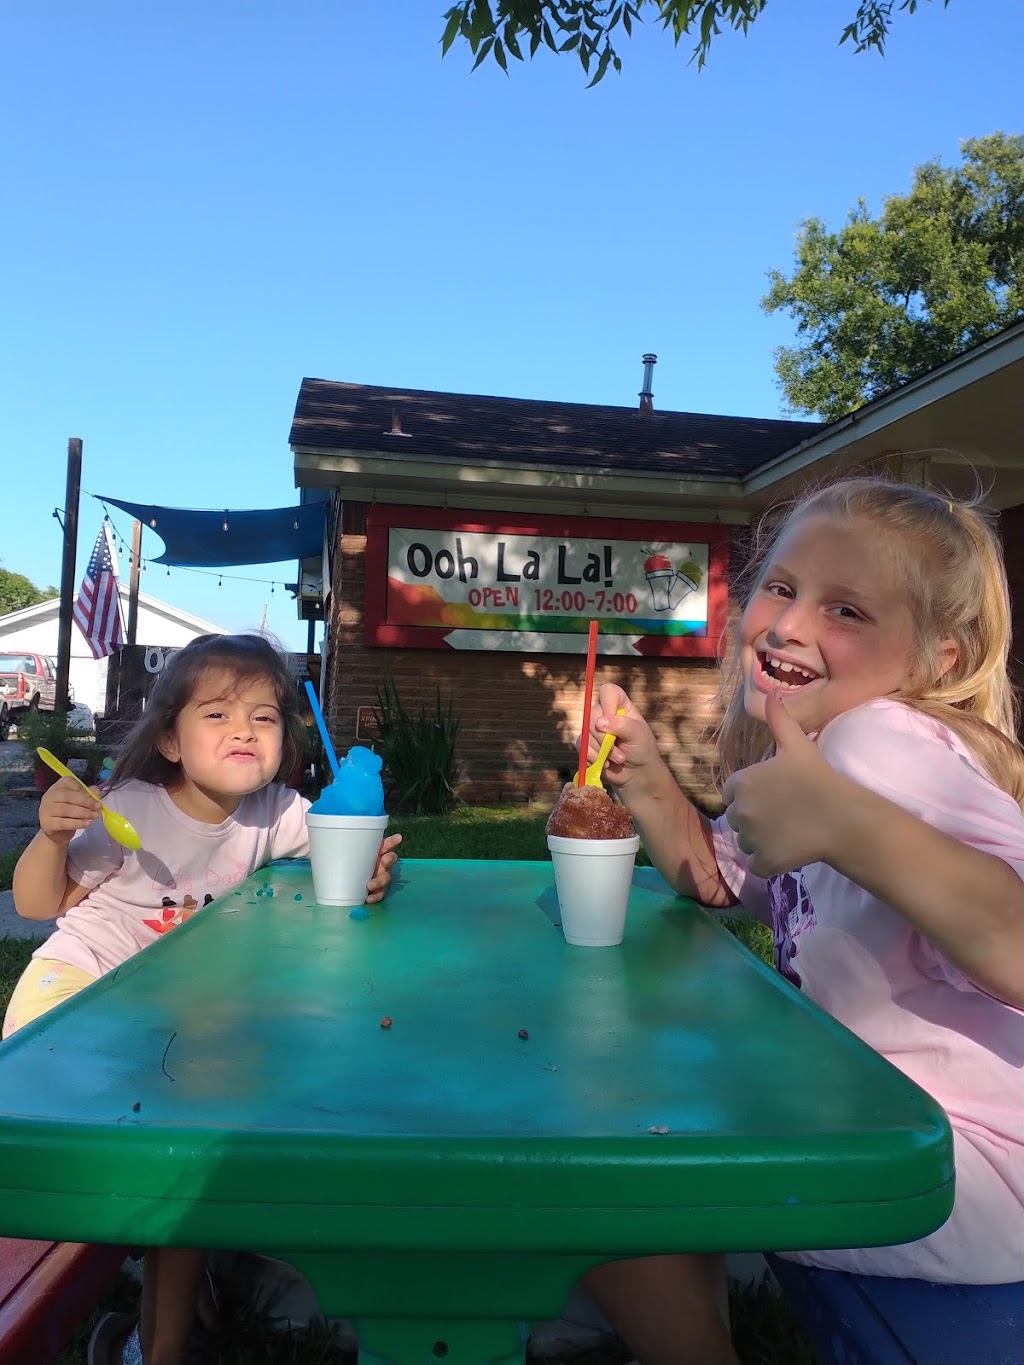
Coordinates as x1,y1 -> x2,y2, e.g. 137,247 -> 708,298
0,651 -> 59,740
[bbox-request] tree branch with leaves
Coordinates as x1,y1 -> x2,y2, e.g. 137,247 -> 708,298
0,568 -> 58,618
761,133 -> 1024,420
440,0 -> 951,84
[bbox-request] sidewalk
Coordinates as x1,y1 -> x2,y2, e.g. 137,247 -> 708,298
0,888 -> 50,942
0,740 -> 48,943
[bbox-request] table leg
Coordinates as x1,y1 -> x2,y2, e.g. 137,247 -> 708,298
356,1315 -> 527,1365
284,1249 -> 602,1365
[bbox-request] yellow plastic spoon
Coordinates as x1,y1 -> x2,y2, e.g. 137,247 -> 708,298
35,747 -> 142,851
573,707 -> 626,788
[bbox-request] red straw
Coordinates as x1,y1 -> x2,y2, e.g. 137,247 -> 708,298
577,620 -> 600,787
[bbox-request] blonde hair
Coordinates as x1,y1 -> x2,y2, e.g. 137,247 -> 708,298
715,476 -> 1024,805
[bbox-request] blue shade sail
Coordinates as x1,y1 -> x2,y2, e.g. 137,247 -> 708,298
96,496 -> 326,568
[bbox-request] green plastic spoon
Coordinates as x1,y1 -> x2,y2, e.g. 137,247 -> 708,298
35,747 -> 142,851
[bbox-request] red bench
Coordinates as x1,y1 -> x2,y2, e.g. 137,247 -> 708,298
0,1237 -> 127,1364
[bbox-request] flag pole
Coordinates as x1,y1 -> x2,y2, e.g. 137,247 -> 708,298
55,437 -> 82,713
127,519 -> 142,645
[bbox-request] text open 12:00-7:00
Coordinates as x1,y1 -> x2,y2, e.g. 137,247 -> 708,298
465,588 -> 641,613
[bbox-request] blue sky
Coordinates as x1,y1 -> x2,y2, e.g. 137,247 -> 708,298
1,0 -> 1021,651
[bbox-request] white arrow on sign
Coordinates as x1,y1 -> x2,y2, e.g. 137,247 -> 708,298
442,630 -> 645,654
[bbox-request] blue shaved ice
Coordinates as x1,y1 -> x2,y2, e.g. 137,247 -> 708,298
310,746 -> 385,816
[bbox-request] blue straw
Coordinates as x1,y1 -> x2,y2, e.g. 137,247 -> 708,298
304,679 -> 341,780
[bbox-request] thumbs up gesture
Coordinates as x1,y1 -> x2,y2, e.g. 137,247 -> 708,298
721,692 -> 846,878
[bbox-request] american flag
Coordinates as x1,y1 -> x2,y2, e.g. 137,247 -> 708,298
72,521 -> 124,659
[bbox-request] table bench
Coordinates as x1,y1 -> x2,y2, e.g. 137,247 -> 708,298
0,1237 -> 127,1364
766,1253 -> 1024,1365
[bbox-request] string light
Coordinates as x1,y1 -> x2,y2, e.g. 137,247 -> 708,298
94,497 -> 296,596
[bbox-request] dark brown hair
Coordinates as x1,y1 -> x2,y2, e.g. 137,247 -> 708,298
108,633 -> 307,791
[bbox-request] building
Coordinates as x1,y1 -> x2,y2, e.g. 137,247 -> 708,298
0,587 -> 226,718
290,324 -> 1024,807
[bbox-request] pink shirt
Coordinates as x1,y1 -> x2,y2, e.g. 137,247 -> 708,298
34,779 -> 310,978
713,699 -> 1024,1282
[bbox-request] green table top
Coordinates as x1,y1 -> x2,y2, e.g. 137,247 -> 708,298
0,858 -> 953,1261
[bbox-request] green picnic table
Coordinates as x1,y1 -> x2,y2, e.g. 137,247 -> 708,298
0,859 -> 954,1365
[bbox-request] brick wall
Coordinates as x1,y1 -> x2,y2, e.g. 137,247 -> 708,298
1000,503 -> 1024,697
324,506 -> 734,811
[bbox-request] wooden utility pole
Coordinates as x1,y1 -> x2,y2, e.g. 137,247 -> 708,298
54,438 -> 82,713
126,520 -> 142,645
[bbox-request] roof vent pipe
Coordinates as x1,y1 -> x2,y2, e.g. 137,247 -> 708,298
639,353 -> 657,414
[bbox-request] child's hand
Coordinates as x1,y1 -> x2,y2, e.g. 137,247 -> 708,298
37,777 -> 101,845
721,693 -> 846,877
365,832 -> 402,904
583,683 -> 663,793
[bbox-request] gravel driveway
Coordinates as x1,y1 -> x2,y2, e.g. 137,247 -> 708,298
0,741 -> 42,858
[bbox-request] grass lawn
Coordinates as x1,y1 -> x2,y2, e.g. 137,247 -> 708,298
394,805 -> 556,861
0,807 -> 814,1365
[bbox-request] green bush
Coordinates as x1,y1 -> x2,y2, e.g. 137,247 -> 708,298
14,710 -> 112,786
374,675 -> 461,815
15,709 -> 90,763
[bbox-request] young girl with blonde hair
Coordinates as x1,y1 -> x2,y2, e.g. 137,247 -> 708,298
5,632 -> 401,1365
578,477 -> 1024,1365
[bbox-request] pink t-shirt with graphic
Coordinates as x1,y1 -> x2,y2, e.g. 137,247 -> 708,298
34,779 -> 310,979
712,698 -> 1024,1282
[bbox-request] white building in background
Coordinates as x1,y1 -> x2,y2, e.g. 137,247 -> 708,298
0,587 -> 225,716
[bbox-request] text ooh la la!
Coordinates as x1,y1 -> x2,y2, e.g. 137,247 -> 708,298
405,539 -> 614,586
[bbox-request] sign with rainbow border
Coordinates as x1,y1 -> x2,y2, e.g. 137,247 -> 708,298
365,508 -> 729,658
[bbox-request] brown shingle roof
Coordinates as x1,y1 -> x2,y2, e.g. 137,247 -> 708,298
291,379 -> 821,480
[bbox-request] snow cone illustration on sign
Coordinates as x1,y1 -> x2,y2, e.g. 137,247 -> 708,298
642,550 -> 675,610
677,554 -> 703,594
642,547 -> 704,611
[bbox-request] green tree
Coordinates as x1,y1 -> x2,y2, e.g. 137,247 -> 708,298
0,567 -> 58,617
760,133 -> 1024,421
441,0 -> 950,84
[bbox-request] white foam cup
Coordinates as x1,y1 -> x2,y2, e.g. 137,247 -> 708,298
305,813 -> 390,907
546,834 -> 640,947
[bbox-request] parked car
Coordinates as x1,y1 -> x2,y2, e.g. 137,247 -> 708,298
0,651 -> 60,721
67,701 -> 95,734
